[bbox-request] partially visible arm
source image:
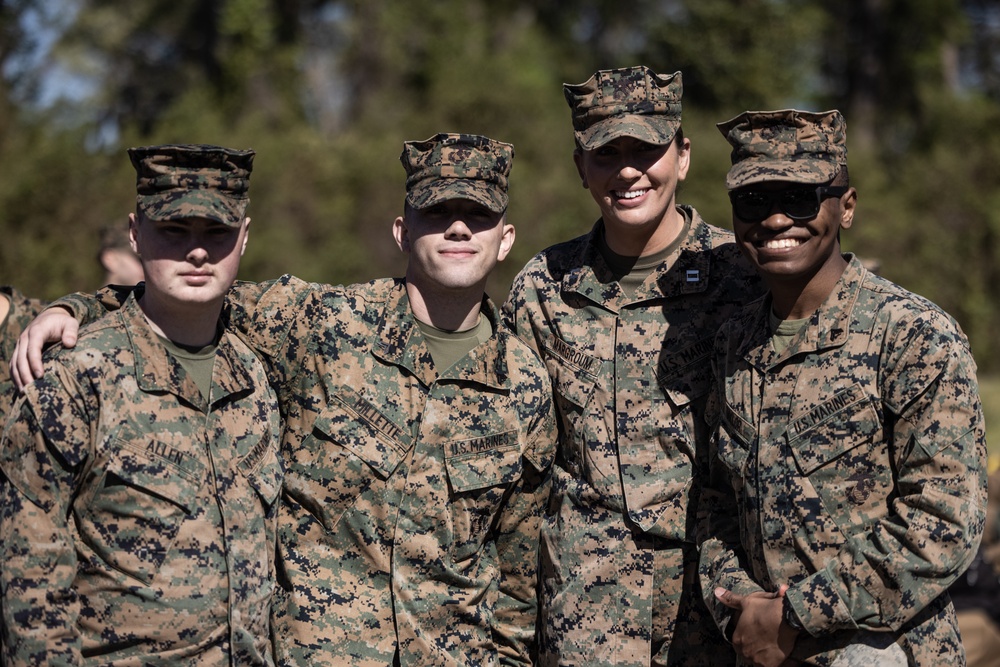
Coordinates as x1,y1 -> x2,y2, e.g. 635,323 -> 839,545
11,286 -> 135,388
492,376 -> 557,666
1,367 -> 90,665
783,311 -> 987,637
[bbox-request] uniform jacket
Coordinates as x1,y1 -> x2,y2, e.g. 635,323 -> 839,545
502,209 -> 762,665
1,285 -> 46,417
701,254 -> 987,665
222,276 -> 555,667
0,292 -> 283,666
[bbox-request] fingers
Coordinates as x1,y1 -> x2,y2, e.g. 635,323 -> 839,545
715,586 -> 744,610
11,308 -> 79,390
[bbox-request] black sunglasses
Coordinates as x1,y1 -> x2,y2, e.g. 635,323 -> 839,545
729,186 -> 849,223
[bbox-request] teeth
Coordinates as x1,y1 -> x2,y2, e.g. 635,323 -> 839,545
615,189 -> 647,199
763,238 -> 802,249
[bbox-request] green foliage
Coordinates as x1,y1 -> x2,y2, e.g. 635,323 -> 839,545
3,0 -> 1000,374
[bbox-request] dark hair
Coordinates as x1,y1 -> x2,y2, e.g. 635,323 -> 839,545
831,166 -> 850,188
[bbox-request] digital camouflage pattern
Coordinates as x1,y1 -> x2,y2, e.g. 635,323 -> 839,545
701,255 -> 987,665
502,209 -> 763,666
717,109 -> 847,190
401,133 -> 513,213
0,292 -> 283,665
129,144 -> 255,226
51,276 -> 557,666
563,66 -> 682,150
0,285 -> 46,418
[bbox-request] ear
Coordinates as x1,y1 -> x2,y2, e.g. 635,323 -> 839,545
496,220 -> 516,262
839,188 -> 857,231
128,213 -> 140,255
392,215 -> 409,253
676,136 -> 692,182
573,149 -> 588,189
239,217 -> 251,256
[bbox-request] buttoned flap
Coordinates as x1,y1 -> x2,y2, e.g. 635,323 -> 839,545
316,393 -> 411,478
656,336 -> 715,408
444,432 -> 522,494
81,438 -> 207,584
541,336 -> 599,410
786,384 -> 881,476
237,433 -> 283,509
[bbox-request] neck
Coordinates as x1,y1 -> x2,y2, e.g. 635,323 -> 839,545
604,205 -> 684,257
405,279 -> 484,331
767,255 -> 849,320
137,292 -> 222,347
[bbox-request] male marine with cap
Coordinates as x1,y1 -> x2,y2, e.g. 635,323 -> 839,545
502,65 -> 761,666
18,133 -> 557,666
700,109 -> 987,666
0,144 -> 283,665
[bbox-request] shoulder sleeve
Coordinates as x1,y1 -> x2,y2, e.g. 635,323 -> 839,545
0,365 -> 91,663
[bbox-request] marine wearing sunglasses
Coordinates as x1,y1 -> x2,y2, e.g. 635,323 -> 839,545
729,185 -> 849,223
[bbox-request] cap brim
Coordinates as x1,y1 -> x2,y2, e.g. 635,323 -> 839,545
406,179 -> 507,213
576,115 -> 679,150
725,158 -> 839,190
137,191 -> 248,227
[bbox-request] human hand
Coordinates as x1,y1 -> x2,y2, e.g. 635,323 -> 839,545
11,307 -> 79,389
715,585 -> 799,667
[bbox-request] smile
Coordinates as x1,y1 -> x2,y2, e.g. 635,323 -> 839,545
614,189 -> 648,200
760,238 -> 803,249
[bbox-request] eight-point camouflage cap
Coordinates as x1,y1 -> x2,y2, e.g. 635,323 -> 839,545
129,144 -> 255,227
564,66 -> 682,150
401,133 -> 513,213
718,109 -> 847,189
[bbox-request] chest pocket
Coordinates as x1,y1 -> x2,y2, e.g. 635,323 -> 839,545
444,433 -> 522,494
786,385 -> 888,524
284,395 -> 410,532
656,337 -> 714,411
444,434 -> 523,551
80,438 -> 206,585
786,385 -> 881,475
542,337 -> 599,412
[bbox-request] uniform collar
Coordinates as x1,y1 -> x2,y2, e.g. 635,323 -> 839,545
123,293 -> 255,410
561,206 -> 714,311
372,280 -> 509,390
740,253 -> 865,370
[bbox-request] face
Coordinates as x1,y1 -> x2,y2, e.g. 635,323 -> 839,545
393,198 -> 514,295
731,181 -> 856,286
573,134 -> 691,244
130,213 -> 250,310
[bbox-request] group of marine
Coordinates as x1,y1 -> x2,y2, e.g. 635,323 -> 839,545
0,64 -> 991,667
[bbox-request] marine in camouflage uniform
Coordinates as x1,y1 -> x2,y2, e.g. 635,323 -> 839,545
0,145 -> 283,665
700,110 -> 987,666
48,134 -> 556,666
502,66 -> 761,666
0,286 -> 46,417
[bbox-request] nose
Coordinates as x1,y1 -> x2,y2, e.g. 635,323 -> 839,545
444,217 -> 473,240
759,203 -> 794,229
186,242 -> 210,264
617,161 -> 642,180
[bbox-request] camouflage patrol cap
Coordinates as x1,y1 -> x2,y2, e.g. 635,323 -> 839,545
128,144 -> 255,227
564,66 -> 682,150
718,109 -> 847,189
401,133 -> 513,213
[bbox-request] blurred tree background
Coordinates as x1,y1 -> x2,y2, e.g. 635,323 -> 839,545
3,0 -> 1000,377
